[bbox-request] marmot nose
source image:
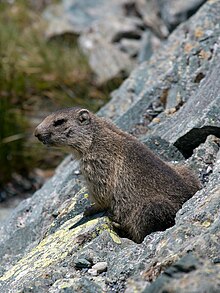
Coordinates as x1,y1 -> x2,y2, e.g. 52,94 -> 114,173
34,127 -> 45,141
34,127 -> 40,138
34,127 -> 52,145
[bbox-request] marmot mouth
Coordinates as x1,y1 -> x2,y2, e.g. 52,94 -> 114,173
42,139 -> 52,145
36,133 -> 53,146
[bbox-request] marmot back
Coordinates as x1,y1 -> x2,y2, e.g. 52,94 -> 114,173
35,107 -> 201,243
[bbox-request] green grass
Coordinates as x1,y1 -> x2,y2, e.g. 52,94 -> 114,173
0,1 -> 122,186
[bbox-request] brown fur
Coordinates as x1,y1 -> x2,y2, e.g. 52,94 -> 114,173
34,107 -> 201,243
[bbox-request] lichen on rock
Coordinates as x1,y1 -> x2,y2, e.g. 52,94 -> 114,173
0,188 -> 121,292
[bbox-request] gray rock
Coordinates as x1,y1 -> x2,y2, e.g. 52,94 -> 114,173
135,0 -> 169,38
45,0 -> 141,83
79,28 -> 135,84
78,12 -> 143,83
49,277 -> 103,293
74,257 -> 92,269
164,83 -> 182,111
159,0 -> 207,31
138,31 -> 161,63
0,207 -> 14,223
142,253 -> 220,293
88,268 -> 98,276
0,157 -> 84,274
44,0 -> 126,36
143,136 -> 185,162
44,3 -> 75,38
99,0 -> 219,122
118,38 -> 141,58
92,262 -> 107,273
44,0 -> 207,84
186,135 -> 220,184
148,61 -> 220,158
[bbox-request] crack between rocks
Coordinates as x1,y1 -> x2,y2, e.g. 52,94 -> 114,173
174,126 -> 220,158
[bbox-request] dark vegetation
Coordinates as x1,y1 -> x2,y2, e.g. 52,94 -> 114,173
0,0 -> 121,194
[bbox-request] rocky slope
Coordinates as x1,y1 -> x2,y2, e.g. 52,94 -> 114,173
0,1 -> 220,292
45,0 -> 206,84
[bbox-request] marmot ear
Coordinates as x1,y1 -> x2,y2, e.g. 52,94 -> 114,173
77,109 -> 91,125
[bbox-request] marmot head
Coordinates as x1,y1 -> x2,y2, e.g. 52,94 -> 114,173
34,107 -> 94,155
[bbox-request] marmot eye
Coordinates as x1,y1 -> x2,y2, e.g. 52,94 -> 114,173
53,119 -> 67,127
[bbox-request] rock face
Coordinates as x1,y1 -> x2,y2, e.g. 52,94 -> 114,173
44,0 -> 140,83
1,1 -> 220,292
159,0 -> 206,31
100,0 -> 218,122
44,0 -> 208,83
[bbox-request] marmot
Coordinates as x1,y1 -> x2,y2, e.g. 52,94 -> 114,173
34,107 -> 201,243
